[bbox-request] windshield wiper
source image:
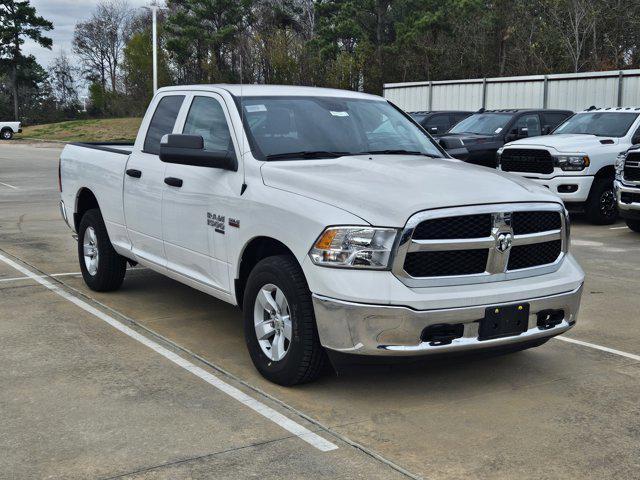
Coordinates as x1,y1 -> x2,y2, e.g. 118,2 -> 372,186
361,149 -> 440,158
265,151 -> 350,161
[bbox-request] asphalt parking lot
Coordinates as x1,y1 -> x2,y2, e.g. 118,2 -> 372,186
1,142 -> 639,480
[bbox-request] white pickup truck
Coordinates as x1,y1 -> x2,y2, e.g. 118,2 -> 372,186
615,145 -> 640,232
1,121 -> 21,140
498,108 -> 640,224
59,85 -> 584,385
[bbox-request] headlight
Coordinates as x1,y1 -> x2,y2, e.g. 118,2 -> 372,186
309,227 -> 398,269
554,154 -> 590,171
615,151 -> 626,179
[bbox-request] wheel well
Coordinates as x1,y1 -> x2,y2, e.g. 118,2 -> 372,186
594,165 -> 615,180
0,127 -> 10,132
235,237 -> 296,308
74,188 -> 100,231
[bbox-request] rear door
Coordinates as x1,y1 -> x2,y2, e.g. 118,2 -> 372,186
123,93 -> 186,266
161,92 -> 243,293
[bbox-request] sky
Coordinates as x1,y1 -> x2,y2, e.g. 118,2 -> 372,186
23,0 -> 151,69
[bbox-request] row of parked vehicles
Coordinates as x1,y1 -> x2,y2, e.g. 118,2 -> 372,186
410,107 -> 640,228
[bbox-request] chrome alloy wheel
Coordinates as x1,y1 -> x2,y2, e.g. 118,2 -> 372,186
253,283 -> 292,362
2,130 -> 11,140
83,226 -> 99,276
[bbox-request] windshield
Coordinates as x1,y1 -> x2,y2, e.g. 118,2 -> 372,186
239,96 -> 444,160
553,112 -> 639,137
448,113 -> 513,135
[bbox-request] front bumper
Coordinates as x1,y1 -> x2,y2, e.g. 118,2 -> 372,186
615,180 -> 640,220
525,175 -> 593,203
313,284 -> 582,356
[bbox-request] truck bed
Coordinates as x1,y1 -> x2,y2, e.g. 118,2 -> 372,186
69,142 -> 133,155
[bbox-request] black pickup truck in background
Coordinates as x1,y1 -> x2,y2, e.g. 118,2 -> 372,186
408,111 -> 473,136
438,109 -> 573,168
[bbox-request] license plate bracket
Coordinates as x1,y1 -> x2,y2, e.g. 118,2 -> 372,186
479,303 -> 529,341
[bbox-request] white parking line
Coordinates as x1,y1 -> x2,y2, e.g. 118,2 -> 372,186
0,269 -> 147,284
0,253 -> 338,453
0,181 -> 19,190
556,336 -> 640,362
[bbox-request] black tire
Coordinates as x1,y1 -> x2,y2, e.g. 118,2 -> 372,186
243,255 -> 326,386
77,208 -> 127,292
1,128 -> 13,140
585,178 -> 617,225
626,219 -> 640,233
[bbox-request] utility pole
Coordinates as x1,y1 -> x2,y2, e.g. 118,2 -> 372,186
152,5 -> 158,93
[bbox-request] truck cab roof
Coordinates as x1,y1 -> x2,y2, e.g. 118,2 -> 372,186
157,84 -> 384,101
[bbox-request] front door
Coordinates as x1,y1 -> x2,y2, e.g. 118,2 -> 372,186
123,94 -> 185,266
161,93 -> 243,293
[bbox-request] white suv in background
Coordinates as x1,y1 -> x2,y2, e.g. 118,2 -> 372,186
498,108 -> 640,224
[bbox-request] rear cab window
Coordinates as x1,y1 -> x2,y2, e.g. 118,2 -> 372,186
143,95 -> 185,154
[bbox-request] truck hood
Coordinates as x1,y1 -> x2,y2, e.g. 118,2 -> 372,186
260,155 -> 561,226
506,134 -> 619,153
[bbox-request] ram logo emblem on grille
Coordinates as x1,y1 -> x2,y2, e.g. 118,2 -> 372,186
496,232 -> 513,253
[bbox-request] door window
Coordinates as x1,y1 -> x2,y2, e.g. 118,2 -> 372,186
514,114 -> 541,137
424,114 -> 450,134
143,95 -> 185,155
183,96 -> 233,152
543,112 -> 570,130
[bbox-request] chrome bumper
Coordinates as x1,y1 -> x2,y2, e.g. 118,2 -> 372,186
313,284 -> 582,356
615,180 -> 640,216
59,200 -> 74,231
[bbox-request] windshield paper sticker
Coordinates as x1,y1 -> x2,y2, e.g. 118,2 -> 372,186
494,127 -> 503,133
245,104 -> 267,113
330,111 -> 349,117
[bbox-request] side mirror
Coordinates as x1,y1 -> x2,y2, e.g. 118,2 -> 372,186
632,134 -> 640,145
159,134 -> 238,171
518,127 -> 529,138
438,137 -> 469,161
429,126 -> 438,134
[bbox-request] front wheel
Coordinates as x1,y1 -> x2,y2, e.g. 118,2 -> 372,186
1,129 -> 13,140
626,219 -> 640,233
585,178 -> 617,225
78,208 -> 127,291
243,255 -> 326,386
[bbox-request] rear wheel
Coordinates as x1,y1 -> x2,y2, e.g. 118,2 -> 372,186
243,255 -> 326,386
78,208 -> 127,291
1,129 -> 13,140
626,219 -> 640,233
585,178 -> 617,225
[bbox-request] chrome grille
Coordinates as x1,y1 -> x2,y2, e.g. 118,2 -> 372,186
393,203 -> 567,287
623,152 -> 640,183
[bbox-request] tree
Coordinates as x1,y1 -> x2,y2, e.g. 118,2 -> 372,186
121,14 -> 171,114
48,51 -> 79,108
73,0 -> 131,94
0,0 -> 53,120
164,0 -> 251,84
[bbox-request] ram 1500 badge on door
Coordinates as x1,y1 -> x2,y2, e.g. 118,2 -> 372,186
59,85 -> 585,385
